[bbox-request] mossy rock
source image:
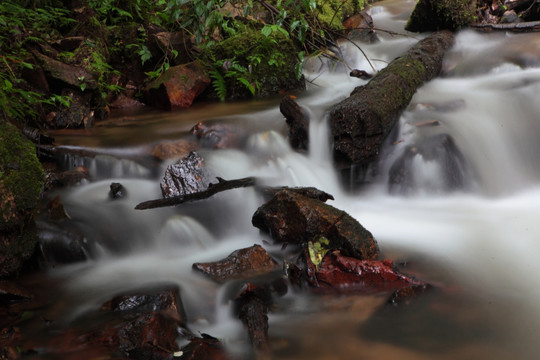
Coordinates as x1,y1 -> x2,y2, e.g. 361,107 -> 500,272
199,26 -> 304,100
0,121 -> 45,230
0,222 -> 39,278
315,0 -> 364,31
406,0 -> 476,32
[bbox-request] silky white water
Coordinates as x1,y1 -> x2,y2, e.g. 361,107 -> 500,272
38,1 -> 540,358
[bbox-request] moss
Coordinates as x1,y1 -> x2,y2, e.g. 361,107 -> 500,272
406,0 -> 476,32
316,0 -> 364,30
0,121 -> 45,230
199,25 -> 304,99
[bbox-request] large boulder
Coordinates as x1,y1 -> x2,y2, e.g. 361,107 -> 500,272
144,61 -> 210,110
405,0 -> 476,32
0,121 -> 45,278
252,190 -> 379,260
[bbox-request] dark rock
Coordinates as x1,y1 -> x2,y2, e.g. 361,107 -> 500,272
312,252 -> 428,294
234,283 -> 271,357
343,11 -> 379,43
160,151 -> 211,198
191,121 -> 245,149
179,335 -> 230,360
32,50 -> 98,90
109,93 -> 145,109
151,139 -> 199,161
36,220 -> 90,265
45,195 -> 69,221
259,186 -> 334,202
109,182 -> 128,200
144,61 -> 210,110
388,134 -> 470,194
405,0 -> 476,32
252,190 -> 379,260
148,31 -> 193,66
47,90 -> 95,129
100,284 -> 187,326
80,312 -> 181,359
0,281 -> 33,305
280,95 -> 310,151
349,69 -> 373,79
0,121 -> 44,278
193,245 -> 280,284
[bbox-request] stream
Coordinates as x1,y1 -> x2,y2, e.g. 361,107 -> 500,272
26,0 -> 540,358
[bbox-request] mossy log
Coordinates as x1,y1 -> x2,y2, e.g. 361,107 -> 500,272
329,31 -> 455,179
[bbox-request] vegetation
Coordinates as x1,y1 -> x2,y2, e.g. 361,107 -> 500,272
0,0 -> 366,126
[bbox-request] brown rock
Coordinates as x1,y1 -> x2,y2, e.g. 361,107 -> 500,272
32,51 -> 98,90
109,93 -> 144,109
100,284 -> 188,326
179,335 -> 230,360
144,61 -> 210,110
252,190 -> 379,260
151,139 -> 198,161
280,95 -> 310,151
191,121 -> 245,149
343,11 -> 379,43
193,245 -> 280,284
160,151 -> 211,198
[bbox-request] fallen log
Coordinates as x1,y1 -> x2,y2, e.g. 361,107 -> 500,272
329,30 -> 455,182
469,20 -> 540,32
134,176 -> 256,210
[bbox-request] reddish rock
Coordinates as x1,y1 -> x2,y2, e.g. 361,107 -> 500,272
144,61 -> 210,110
109,93 -> 144,109
160,151 -> 211,198
312,252 -> 427,294
193,244 -> 280,284
100,284 -> 187,326
151,139 -> 198,161
280,95 -> 310,151
191,121 -> 245,149
180,335 -> 230,360
343,11 -> 379,43
252,190 -> 380,260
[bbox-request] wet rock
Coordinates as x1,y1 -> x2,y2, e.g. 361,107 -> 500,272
280,95 -> 310,151
234,283 -> 271,358
312,252 -> 428,294
349,69 -> 373,80
109,182 -> 128,200
36,220 -> 90,266
151,139 -> 198,161
0,121 -> 44,278
179,335 -> 230,360
500,10 -> 520,23
191,121 -> 245,149
80,311 -> 181,359
252,190 -> 379,260
144,61 -> 210,110
388,134 -> 470,194
160,151 -> 211,198
259,186 -> 334,202
0,281 -> 33,305
343,11 -> 379,43
100,284 -> 188,326
193,245 -> 280,284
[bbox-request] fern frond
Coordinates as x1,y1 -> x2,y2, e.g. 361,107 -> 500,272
209,69 -> 227,101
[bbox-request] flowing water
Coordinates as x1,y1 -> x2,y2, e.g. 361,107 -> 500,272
27,0 -> 540,358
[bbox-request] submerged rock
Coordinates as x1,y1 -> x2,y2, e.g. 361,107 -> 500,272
109,182 -> 128,200
179,335 -> 230,360
160,151 -> 211,198
191,121 -> 246,149
388,134 -> 470,194
252,190 -> 379,260
193,244 -> 280,284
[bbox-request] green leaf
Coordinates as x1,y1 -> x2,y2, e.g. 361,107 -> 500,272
261,25 -> 272,37
237,77 -> 255,95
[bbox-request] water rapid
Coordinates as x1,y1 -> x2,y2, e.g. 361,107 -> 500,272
37,1 -> 540,358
